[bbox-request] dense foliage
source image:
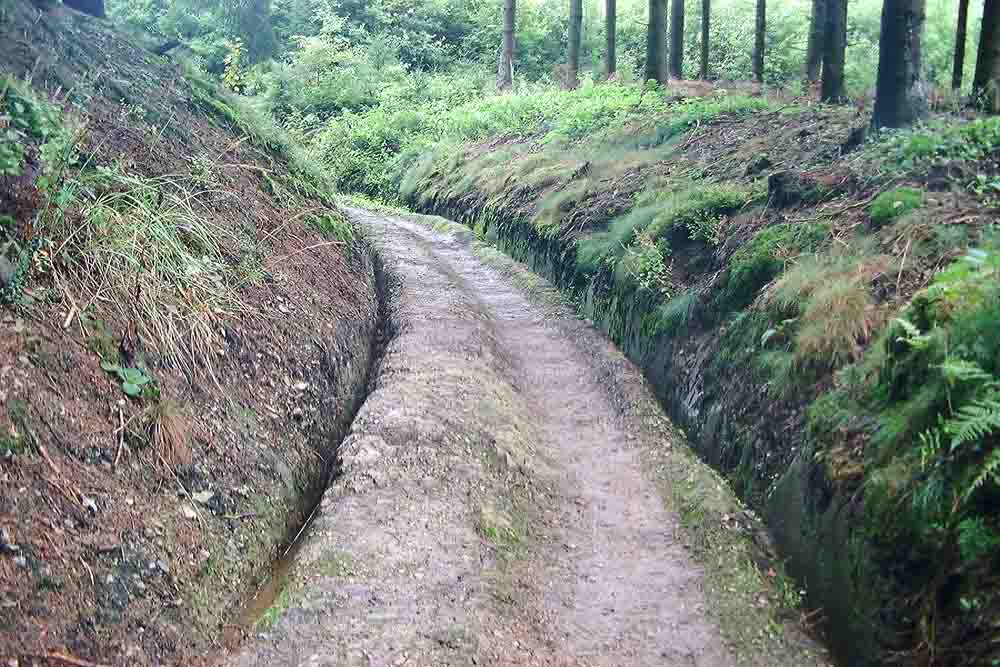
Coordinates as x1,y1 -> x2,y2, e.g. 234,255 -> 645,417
108,0 -> 984,95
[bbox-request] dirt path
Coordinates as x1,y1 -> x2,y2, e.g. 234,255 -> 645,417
225,209 -> 829,666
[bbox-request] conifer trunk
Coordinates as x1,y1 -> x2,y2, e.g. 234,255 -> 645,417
973,0 -> 1000,111
752,0 -> 765,83
498,0 -> 516,91
645,0 -> 668,83
568,0 -> 584,89
805,0 -> 826,83
952,0 -> 971,90
873,0 -> 927,127
700,0 -> 710,79
669,0 -> 685,78
821,0 -> 848,102
606,0 -> 617,79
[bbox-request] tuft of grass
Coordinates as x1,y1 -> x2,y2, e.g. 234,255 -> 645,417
767,252 -> 886,370
307,211 -> 355,245
794,276 -> 875,368
148,400 -> 192,470
576,202 -> 665,275
55,169 -> 257,372
577,183 -> 753,277
654,289 -> 699,337
643,184 -> 754,245
720,222 -> 831,312
869,187 -> 924,226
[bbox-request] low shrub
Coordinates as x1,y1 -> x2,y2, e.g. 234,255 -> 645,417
869,187 -> 924,226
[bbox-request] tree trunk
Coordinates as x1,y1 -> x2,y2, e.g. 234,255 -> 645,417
497,0 -> 516,91
805,0 -> 826,83
973,0 -> 1000,111
606,0 -> 617,79
700,0 -> 710,79
821,0 -> 848,102
669,0 -> 685,78
568,0 -> 583,89
63,0 -> 105,17
645,0 -> 668,83
752,0 -> 765,83
873,0 -> 927,128
952,0 -> 970,90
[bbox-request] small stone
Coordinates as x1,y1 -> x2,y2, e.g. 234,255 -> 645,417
13,556 -> 28,569
192,491 -> 214,505
0,527 -> 18,554
82,496 -> 98,514
105,574 -> 115,585
293,381 -> 309,391
181,505 -> 197,520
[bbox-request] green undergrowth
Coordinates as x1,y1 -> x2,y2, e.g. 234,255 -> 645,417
873,116 -> 1000,171
315,82 -> 770,201
183,63 -> 333,203
0,76 -> 62,177
869,187 -> 924,226
808,241 -> 1000,660
383,89 -> 1000,662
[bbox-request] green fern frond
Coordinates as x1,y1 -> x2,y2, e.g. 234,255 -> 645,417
936,358 -> 995,388
963,449 -> 1000,504
894,317 -> 921,339
945,391 -> 1000,451
893,317 -> 932,350
918,427 -> 943,471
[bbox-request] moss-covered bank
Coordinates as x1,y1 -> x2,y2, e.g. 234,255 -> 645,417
394,103 -> 1000,666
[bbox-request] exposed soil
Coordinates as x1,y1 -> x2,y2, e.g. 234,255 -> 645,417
225,208 -> 831,666
1,4 -> 379,664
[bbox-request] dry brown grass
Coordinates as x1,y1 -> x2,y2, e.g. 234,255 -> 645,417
148,400 -> 192,470
767,253 -> 891,368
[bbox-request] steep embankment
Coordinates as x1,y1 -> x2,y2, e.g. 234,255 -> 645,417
1,3 -> 378,663
398,94 -> 1000,665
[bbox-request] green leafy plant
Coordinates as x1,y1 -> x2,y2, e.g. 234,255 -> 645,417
101,361 -> 153,398
0,76 -> 62,177
869,187 -> 924,226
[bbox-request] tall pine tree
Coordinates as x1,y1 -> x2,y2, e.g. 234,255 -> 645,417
873,0 -> 927,127
973,0 -> 1000,110
645,0 -> 668,83
498,0 -> 516,91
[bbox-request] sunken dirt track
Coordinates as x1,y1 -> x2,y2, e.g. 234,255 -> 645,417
225,209 -> 831,667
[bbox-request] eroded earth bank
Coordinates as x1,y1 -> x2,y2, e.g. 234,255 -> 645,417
225,209 -> 830,667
